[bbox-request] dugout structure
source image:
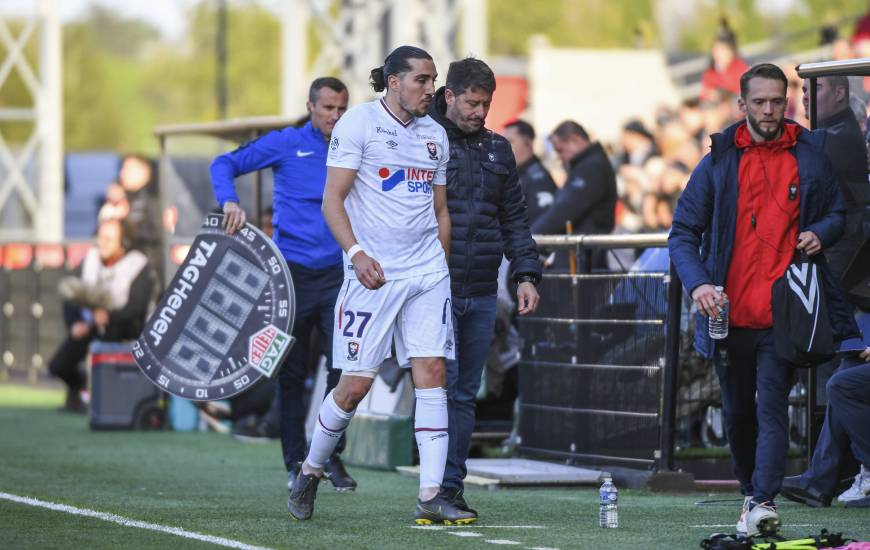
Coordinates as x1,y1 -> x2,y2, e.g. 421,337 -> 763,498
153,116 -> 305,283
796,57 -> 870,466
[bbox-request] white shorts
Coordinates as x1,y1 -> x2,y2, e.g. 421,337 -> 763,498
332,270 -> 455,373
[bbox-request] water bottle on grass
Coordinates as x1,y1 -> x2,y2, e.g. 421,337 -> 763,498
599,477 -> 618,528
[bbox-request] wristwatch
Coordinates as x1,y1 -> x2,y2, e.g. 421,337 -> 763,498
517,274 -> 539,287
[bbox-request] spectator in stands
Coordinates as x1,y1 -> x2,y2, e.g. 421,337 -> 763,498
802,75 -> 869,281
619,119 -> 658,167
852,1 -> 870,46
678,99 -> 706,145
118,154 -> 162,279
700,20 -> 749,102
49,219 -> 154,413
97,182 -> 129,223
503,120 -> 557,225
701,90 -> 741,150
211,77 -> 357,493
669,63 -> 862,537
534,120 -> 617,271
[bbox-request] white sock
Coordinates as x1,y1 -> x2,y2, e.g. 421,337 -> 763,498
414,387 -> 448,500
304,390 -> 354,470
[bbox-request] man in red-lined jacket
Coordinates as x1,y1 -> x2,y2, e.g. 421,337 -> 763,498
669,63 -> 863,537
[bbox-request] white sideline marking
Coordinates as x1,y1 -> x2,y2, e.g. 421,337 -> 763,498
448,532 -> 483,537
411,525 -> 545,530
0,492 -> 272,550
485,541 -> 521,545
528,547 -> 560,550
689,523 -> 817,529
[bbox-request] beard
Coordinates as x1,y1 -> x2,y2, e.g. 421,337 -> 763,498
399,95 -> 431,118
747,112 -> 783,141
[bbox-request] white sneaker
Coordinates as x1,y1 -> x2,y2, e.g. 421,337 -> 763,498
837,465 -> 870,503
745,501 -> 781,537
736,496 -> 751,534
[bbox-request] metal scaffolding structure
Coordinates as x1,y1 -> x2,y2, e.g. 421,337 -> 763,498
0,0 -> 62,242
280,0 -> 487,115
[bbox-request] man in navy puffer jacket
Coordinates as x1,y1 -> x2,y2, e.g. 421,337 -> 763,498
429,57 -> 542,520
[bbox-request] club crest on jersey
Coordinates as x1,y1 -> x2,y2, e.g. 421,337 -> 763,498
347,341 -> 360,361
426,142 -> 438,160
330,137 -> 339,151
378,167 -> 435,194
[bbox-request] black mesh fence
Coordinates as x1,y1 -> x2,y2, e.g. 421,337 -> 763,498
517,271 -> 669,467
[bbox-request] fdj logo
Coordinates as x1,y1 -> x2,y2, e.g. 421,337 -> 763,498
378,167 -> 434,194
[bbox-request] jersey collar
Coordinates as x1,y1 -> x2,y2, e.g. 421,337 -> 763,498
380,99 -> 413,128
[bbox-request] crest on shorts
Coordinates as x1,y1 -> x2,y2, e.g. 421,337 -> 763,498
347,341 -> 360,361
426,142 -> 438,160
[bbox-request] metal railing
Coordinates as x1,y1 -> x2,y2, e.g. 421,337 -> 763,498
517,233 -> 683,469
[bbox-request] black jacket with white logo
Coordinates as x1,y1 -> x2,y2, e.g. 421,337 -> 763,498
517,156 -> 557,225
429,87 -> 542,297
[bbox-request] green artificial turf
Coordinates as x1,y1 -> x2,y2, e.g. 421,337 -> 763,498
1,384 -> 868,549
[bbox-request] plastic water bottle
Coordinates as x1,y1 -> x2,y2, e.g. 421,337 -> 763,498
599,477 -> 618,528
708,286 -> 729,340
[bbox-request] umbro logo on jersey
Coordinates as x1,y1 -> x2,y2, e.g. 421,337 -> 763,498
386,140 -> 399,149
296,150 -> 314,157
378,167 -> 435,193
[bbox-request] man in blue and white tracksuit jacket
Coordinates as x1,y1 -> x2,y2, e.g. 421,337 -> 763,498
210,77 -> 357,491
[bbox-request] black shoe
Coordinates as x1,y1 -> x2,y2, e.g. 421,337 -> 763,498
439,487 -> 478,516
414,494 -> 477,525
287,462 -> 301,492
323,454 -> 357,492
288,470 -> 321,520
780,475 -> 831,508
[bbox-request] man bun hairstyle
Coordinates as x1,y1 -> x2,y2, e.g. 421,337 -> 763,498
739,63 -> 787,99
446,57 -> 496,96
370,45 -> 433,92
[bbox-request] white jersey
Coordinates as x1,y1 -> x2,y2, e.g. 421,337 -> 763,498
327,99 -> 450,280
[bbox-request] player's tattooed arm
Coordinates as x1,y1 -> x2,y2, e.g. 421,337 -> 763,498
433,184 -> 450,259
323,166 -> 386,289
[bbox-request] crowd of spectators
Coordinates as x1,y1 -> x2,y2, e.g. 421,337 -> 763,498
512,17 -> 870,264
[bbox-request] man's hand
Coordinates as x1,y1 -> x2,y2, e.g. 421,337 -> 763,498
70,321 -> 90,340
351,250 -> 386,290
222,201 -> 246,234
93,308 -> 109,328
796,231 -> 822,256
860,347 -> 870,362
517,282 -> 540,315
691,283 -> 726,318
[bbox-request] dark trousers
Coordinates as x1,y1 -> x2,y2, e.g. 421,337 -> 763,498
277,262 -> 344,470
443,294 -> 498,492
803,359 -> 870,494
716,328 -> 796,502
48,335 -> 92,393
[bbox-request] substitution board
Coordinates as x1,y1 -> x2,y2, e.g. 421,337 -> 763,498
133,213 -> 295,401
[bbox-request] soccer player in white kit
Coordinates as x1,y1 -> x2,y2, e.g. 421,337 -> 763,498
287,45 -> 476,525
